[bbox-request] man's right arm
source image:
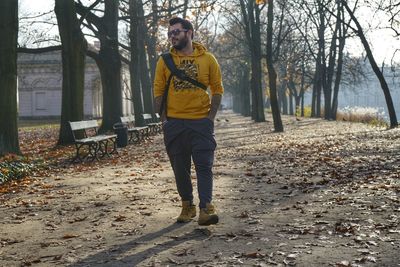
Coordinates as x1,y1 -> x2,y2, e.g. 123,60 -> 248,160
154,95 -> 166,122
153,58 -> 167,122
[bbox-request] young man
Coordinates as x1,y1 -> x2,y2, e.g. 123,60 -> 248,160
153,17 -> 223,226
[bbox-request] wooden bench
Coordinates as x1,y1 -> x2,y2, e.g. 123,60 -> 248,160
69,120 -> 117,162
120,115 -> 149,143
142,113 -> 162,135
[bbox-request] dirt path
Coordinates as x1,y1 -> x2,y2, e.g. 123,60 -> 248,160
1,111 -> 399,267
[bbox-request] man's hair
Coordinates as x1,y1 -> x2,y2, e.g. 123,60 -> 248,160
169,17 -> 194,39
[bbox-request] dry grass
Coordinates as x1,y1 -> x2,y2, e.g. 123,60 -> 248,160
18,119 -> 59,129
336,106 -> 388,127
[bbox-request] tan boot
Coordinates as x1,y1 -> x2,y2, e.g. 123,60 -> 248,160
177,201 -> 196,223
198,203 -> 219,226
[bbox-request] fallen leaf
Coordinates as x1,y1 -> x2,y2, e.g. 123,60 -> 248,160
336,260 -> 351,267
114,215 -> 126,221
62,233 -> 79,239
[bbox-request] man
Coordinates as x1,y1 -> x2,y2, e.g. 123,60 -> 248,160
153,17 -> 223,226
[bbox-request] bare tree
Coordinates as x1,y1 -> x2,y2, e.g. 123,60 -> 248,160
331,0 -> 348,119
266,0 -> 283,132
378,0 -> 400,37
342,0 -> 398,128
76,0 -> 123,132
239,0 -> 265,122
0,0 -> 20,156
129,0 -> 145,125
215,5 -> 252,116
16,2 -> 88,145
55,0 -> 87,145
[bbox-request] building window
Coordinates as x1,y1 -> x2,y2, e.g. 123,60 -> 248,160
35,92 -> 47,110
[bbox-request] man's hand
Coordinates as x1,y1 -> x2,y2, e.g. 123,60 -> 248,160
207,94 -> 222,121
154,96 -> 167,122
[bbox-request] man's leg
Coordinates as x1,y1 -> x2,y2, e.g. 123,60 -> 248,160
163,120 -> 196,222
164,119 -> 193,202
188,118 -> 217,208
192,149 -> 214,208
169,151 -> 193,202
189,118 -> 219,225
193,147 -> 218,225
169,151 -> 196,222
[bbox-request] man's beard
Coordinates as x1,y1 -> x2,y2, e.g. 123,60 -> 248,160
173,37 -> 189,50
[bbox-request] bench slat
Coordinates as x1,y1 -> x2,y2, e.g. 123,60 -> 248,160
69,120 -> 98,131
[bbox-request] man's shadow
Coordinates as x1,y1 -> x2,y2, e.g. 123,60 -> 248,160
68,223 -> 209,267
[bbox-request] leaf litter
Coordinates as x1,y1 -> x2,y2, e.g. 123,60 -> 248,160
0,112 -> 399,266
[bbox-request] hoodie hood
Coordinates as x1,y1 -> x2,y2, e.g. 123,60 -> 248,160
170,41 -> 207,57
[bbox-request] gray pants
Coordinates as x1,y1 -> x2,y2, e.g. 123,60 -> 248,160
163,118 -> 216,209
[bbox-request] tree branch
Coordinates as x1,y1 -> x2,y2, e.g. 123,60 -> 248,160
17,45 -> 62,53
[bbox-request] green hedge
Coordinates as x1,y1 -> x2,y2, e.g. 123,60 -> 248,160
0,160 -> 37,185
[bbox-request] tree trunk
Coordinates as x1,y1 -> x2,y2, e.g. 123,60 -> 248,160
288,79 -> 298,115
310,2 -> 326,118
343,0 -> 397,128
295,96 -> 301,116
74,1 -> 123,132
146,0 -> 159,82
55,0 -> 87,145
316,80 -> 322,117
324,6 -> 340,120
289,93 -> 294,115
0,0 -> 20,156
332,4 -> 347,120
280,85 -> 288,115
137,0 -> 154,115
251,3 -> 265,122
317,1 -> 330,120
130,0 -> 145,126
316,4 -> 325,118
241,66 -> 251,116
240,0 -> 265,122
300,60 -> 306,117
311,49 -> 322,118
98,0 -> 123,132
266,0 -> 283,132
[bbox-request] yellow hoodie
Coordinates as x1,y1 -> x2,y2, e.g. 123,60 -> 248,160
153,42 -> 224,119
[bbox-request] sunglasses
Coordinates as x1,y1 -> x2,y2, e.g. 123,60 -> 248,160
167,29 -> 188,38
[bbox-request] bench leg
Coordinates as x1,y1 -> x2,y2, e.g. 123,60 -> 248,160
71,143 -> 97,163
71,144 -> 84,163
131,131 -> 140,143
98,139 -> 118,158
109,137 -> 118,155
137,130 -> 144,142
88,143 -> 99,161
97,140 -> 109,158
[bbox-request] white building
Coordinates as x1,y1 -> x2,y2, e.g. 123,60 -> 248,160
17,50 -> 132,119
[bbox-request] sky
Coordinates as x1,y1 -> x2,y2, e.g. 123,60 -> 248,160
20,0 -> 54,15
19,0 -> 400,64
348,5 -> 400,65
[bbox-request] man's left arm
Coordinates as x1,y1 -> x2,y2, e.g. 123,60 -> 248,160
207,94 -> 222,121
207,54 -> 224,121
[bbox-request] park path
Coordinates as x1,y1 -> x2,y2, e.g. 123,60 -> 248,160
1,111 -> 399,267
